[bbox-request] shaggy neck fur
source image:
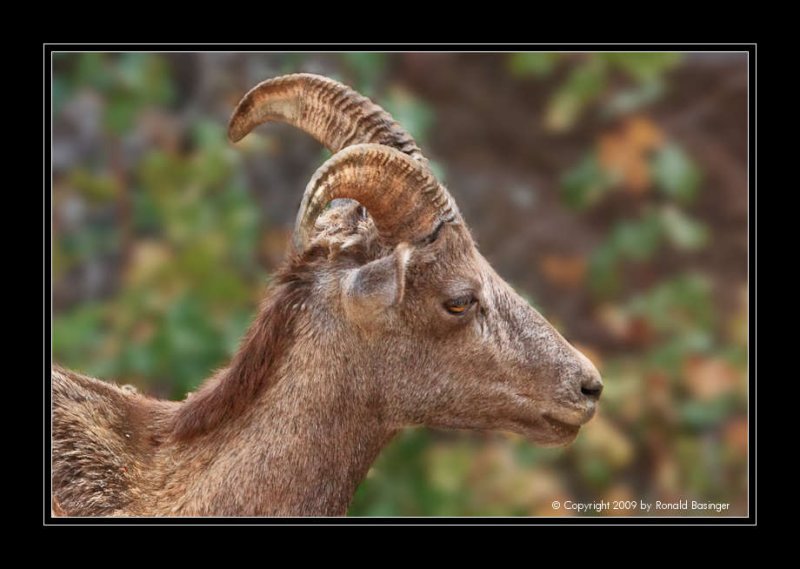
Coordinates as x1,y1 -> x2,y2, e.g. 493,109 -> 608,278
159,338 -> 395,516
159,254 -> 395,516
53,246 -> 397,517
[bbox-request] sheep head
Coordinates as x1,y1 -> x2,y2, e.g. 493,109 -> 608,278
229,74 -> 602,446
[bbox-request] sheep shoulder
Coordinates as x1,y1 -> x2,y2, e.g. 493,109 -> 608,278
51,365 -> 174,516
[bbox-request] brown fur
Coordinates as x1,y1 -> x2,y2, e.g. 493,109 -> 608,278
54,71 -> 605,515
172,258 -> 312,440
52,204 -> 602,517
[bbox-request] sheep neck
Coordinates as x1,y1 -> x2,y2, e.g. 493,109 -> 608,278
158,344 -> 395,516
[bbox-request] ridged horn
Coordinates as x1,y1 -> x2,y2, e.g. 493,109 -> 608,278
294,144 -> 458,250
228,73 -> 427,164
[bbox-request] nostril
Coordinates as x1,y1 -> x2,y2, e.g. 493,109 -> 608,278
581,385 -> 603,399
580,376 -> 603,400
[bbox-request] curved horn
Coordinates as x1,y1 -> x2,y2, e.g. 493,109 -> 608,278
228,73 -> 427,164
294,144 -> 458,250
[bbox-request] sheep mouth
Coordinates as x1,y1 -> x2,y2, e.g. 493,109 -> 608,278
544,403 -> 597,427
542,414 -> 581,435
513,393 -> 597,428
505,395 -> 598,446
508,413 -> 581,447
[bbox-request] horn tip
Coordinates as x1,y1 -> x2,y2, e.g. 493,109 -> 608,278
227,120 -> 246,144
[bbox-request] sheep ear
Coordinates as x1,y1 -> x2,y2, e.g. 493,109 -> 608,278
342,243 -> 413,320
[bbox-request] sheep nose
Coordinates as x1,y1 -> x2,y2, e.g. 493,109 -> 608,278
579,372 -> 604,401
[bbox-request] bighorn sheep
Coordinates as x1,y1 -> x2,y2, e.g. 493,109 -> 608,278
52,74 -> 603,517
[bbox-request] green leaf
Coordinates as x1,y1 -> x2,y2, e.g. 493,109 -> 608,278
342,53 -> 387,96
105,94 -> 141,135
610,213 -> 663,261
76,53 -> 111,91
601,53 -> 682,82
679,398 -> 736,430
73,53 -> 176,135
645,330 -> 713,376
627,273 -> 715,335
652,143 -> 702,203
588,243 -> 620,297
381,89 -> 435,143
580,457 -> 612,487
660,206 -> 710,251
132,186 -> 162,232
603,80 -> 664,117
120,53 -> 174,106
507,53 -> 559,78
546,58 -> 607,131
561,153 -> 613,210
192,120 -> 226,151
68,168 -> 119,203
53,303 -> 107,364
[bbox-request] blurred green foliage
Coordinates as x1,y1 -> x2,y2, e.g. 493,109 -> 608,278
509,52 -> 681,130
562,144 -> 702,211
653,143 -> 703,203
54,54 -> 261,396
589,206 -> 709,297
53,52 -> 748,516
67,53 -> 174,134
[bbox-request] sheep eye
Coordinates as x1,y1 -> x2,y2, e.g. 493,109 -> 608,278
444,296 -> 476,315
